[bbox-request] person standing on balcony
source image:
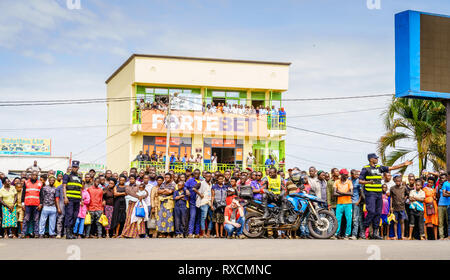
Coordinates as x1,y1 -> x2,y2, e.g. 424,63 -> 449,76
138,99 -> 145,110
134,151 -> 145,162
169,154 -> 176,170
211,153 -> 218,172
264,155 -> 275,169
279,107 -> 286,128
143,152 -> 150,162
150,151 -> 158,162
246,152 -> 255,169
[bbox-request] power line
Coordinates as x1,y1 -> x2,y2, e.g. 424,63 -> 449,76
286,125 -> 378,144
0,106 -> 386,131
0,93 -> 394,107
288,107 -> 385,119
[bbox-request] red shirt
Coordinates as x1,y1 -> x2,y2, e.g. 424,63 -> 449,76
224,205 -> 242,222
87,186 -> 104,211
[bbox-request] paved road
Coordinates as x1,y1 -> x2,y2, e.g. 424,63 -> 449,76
0,239 -> 449,260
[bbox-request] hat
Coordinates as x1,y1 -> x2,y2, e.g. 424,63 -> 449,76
317,170 -> 324,176
367,153 -> 379,160
71,160 -> 80,168
246,167 -> 253,172
339,168 -> 349,175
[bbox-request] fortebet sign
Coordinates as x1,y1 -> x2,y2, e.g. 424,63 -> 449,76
141,110 -> 269,137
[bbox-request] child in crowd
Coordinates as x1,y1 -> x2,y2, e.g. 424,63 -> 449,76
380,184 -> 390,239
14,181 -> 24,235
173,181 -> 189,238
212,174 -> 227,238
130,184 -> 149,231
226,177 -> 238,206
389,175 -> 408,240
73,182 -> 90,239
408,179 -> 426,240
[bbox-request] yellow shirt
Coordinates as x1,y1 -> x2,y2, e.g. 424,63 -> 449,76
0,187 -> 17,208
334,179 -> 353,205
54,180 -> 62,188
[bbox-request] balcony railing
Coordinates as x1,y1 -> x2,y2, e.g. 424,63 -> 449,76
132,108 -> 286,130
130,161 -> 285,174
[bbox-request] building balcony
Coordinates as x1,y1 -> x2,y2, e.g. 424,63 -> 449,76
132,108 -> 286,137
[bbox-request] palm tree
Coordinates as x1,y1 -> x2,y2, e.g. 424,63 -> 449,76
378,97 -> 446,173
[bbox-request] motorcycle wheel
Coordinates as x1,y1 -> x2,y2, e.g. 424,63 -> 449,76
243,212 -> 266,238
307,209 -> 338,239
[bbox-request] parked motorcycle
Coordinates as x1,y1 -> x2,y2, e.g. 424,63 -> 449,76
243,192 -> 338,239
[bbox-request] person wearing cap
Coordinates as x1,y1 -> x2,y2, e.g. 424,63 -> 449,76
359,153 -> 412,239
62,160 -> 83,239
332,169 -> 353,239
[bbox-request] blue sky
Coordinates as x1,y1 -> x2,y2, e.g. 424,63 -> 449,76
1,0 -> 449,172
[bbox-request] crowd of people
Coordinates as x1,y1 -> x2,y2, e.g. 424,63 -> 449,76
133,151 -> 204,165
136,98 -> 287,123
0,153 -> 449,241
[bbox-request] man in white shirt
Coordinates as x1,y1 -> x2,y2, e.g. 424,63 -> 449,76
211,153 -> 218,171
246,152 -> 255,168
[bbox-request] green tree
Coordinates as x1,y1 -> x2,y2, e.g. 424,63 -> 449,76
378,97 -> 446,173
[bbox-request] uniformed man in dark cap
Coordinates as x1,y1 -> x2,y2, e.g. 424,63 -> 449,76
359,153 -> 411,239
63,160 -> 83,239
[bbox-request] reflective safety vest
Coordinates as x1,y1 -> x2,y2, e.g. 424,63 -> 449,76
24,179 -> 42,206
268,175 -> 281,195
66,173 -> 82,199
362,164 -> 383,192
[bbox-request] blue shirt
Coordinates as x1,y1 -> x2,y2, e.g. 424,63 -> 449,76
250,180 -> 263,200
185,177 -> 200,204
265,158 -> 275,167
351,178 -> 362,203
439,181 -> 450,206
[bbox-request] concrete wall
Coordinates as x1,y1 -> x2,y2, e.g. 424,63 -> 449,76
106,59 -> 135,172
134,57 -> 290,91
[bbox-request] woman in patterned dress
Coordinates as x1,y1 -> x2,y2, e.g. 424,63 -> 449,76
121,174 -> 148,238
156,173 -> 176,237
0,177 -> 18,238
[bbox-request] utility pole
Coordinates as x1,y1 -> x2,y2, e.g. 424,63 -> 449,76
165,92 -> 179,172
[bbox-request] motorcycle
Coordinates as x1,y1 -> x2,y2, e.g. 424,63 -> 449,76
243,191 -> 338,239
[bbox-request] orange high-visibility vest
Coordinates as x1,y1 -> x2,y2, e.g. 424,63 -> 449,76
24,179 -> 42,206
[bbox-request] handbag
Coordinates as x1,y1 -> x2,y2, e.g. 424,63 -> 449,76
135,201 -> 146,218
99,214 -> 109,227
84,212 -> 91,225
147,218 -> 156,229
425,202 -> 435,215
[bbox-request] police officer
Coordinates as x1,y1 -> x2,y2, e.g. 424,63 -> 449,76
261,167 -> 287,224
359,153 -> 411,239
63,160 -> 83,239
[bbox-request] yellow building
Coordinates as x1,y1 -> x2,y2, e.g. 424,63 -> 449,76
105,54 -> 290,172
